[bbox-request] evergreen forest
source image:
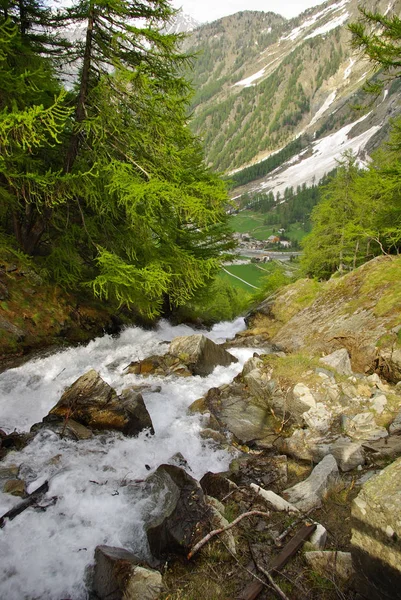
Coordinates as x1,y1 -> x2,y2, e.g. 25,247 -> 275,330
0,0 -> 234,318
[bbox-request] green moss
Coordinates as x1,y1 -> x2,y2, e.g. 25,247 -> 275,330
273,278 -> 322,324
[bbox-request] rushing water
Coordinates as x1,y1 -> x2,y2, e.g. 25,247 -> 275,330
0,318 -> 254,599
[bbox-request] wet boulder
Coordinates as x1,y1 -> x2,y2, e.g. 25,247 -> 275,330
124,354 -> 192,377
31,414 -> 93,440
93,545 -> 162,600
144,464 -> 211,559
351,457 -> 401,600
169,334 -> 238,376
48,370 -> 154,436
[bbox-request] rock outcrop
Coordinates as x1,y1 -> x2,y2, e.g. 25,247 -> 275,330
48,370 -> 154,436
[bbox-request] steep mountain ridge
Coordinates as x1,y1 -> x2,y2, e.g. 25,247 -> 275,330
183,0 -> 401,183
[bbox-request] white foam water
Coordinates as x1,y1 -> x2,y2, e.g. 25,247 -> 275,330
0,318 -> 253,599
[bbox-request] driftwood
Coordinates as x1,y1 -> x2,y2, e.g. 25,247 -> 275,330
187,510 -> 270,560
0,481 -> 49,528
237,523 -> 317,600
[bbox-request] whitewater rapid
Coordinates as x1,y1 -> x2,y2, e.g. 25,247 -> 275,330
0,318 -> 253,599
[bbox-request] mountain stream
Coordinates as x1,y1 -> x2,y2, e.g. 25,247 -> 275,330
0,318 -> 253,599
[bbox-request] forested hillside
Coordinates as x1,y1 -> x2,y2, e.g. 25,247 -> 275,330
183,0 -> 401,174
0,0 -> 233,319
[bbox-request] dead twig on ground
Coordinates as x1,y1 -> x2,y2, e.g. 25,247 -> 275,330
187,510 -> 270,560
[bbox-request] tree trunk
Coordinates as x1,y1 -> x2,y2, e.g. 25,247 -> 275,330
353,239 -> 359,270
64,3 -> 95,173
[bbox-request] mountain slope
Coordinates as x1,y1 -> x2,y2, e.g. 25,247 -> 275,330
183,0 -> 401,181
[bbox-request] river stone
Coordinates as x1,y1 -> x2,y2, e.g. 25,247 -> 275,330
49,370 -> 154,436
283,454 -> 339,512
169,334 -> 238,376
370,394 -> 388,414
31,415 -> 93,440
144,464 -> 211,559
308,524 -> 328,550
351,457 -> 401,600
320,349 -> 352,376
276,428 -> 330,463
303,403 -> 333,433
93,545 -> 162,600
342,412 -> 388,442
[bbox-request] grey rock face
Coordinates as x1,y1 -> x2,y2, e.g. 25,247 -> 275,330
283,454 -> 339,512
351,457 -> 401,600
202,385 -> 276,445
389,408 -> 401,434
169,334 -> 238,376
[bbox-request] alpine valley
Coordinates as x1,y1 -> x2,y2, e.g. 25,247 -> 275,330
183,0 -> 401,197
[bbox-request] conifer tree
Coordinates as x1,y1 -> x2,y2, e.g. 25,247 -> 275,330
0,0 -> 234,317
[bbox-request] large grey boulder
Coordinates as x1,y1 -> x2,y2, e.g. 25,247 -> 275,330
169,334 -> 237,376
283,454 -> 339,512
351,457 -> 401,600
320,349 -> 352,376
49,370 -> 154,436
202,385 -> 276,446
93,545 -> 162,600
144,464 -> 211,559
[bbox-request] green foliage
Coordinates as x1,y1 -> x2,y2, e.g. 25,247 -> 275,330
302,144 -> 401,278
349,8 -> 401,91
0,1 -> 235,318
175,278 -> 250,325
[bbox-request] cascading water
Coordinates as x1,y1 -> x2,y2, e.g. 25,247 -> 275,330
0,317 -> 254,599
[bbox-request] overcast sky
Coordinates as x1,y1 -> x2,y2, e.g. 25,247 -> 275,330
172,0 -> 328,23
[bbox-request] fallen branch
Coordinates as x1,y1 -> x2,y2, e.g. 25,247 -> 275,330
253,559 -> 290,600
187,510 -> 270,560
0,481 -> 49,528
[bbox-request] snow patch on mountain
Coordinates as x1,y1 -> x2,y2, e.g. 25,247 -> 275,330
251,115 -> 380,197
309,91 -> 337,127
280,0 -> 350,42
305,11 -> 349,39
343,57 -> 355,80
